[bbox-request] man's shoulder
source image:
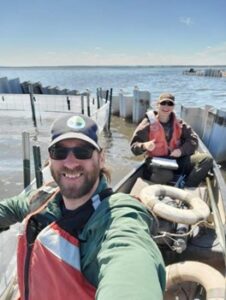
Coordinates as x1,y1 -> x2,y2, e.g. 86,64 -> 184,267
80,192 -> 152,242
106,192 -> 150,214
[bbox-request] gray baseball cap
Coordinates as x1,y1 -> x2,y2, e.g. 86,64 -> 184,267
48,114 -> 100,150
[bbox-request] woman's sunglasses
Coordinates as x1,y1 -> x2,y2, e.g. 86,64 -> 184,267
160,101 -> 174,106
49,145 -> 96,160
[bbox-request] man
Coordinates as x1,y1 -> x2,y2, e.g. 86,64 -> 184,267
130,92 -> 213,186
0,113 -> 165,300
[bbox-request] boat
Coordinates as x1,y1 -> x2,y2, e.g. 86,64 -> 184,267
113,137 -> 226,299
1,112 -> 225,299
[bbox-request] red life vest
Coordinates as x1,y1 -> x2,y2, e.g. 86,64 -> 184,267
17,184 -> 96,300
147,113 -> 182,157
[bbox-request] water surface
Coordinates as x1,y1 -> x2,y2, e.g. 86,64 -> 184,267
1,66 -> 226,198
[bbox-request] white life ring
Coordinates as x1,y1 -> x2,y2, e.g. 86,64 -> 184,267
165,261 -> 225,300
139,184 -> 210,224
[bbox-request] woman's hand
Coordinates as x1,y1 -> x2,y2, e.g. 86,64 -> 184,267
170,148 -> 182,158
142,139 -> 156,151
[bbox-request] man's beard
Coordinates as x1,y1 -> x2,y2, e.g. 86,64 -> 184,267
50,165 -> 100,200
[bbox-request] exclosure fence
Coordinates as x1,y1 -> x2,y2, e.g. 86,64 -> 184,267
0,92 -> 111,131
0,93 -> 102,119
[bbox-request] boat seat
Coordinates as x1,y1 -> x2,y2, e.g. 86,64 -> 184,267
130,177 -> 153,197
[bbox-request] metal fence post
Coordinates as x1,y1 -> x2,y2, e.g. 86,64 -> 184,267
22,132 -> 31,188
33,145 -> 43,188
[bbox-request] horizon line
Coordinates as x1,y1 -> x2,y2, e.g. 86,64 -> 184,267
1,64 -> 226,68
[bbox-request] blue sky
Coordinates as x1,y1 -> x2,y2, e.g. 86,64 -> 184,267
0,0 -> 225,66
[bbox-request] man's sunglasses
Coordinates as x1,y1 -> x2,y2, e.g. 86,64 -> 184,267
160,101 -> 174,106
49,145 -> 96,160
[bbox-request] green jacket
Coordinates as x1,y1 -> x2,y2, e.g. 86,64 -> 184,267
0,177 -> 165,299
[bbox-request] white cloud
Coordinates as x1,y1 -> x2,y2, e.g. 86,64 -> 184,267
179,17 -> 193,26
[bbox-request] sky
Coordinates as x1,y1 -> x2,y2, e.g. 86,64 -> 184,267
0,0 -> 226,66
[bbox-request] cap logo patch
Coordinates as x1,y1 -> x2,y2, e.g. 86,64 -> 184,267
67,116 -> 86,129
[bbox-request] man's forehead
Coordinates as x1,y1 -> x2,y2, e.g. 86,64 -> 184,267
56,138 -> 91,147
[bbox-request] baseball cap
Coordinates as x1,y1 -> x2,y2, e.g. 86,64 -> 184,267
48,114 -> 100,150
158,93 -> 175,103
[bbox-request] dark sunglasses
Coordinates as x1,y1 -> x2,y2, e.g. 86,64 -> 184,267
160,101 -> 174,106
49,145 -> 96,160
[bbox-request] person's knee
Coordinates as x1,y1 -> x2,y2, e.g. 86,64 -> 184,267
206,154 -> 213,165
185,154 -> 213,187
202,154 -> 213,170
193,153 -> 213,170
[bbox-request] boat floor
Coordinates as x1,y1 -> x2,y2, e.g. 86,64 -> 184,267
129,177 -> 225,274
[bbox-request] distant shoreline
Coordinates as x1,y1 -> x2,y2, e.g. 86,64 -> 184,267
1,65 -> 226,69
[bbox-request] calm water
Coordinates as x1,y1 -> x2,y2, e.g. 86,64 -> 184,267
1,66 -> 226,108
1,66 -> 226,198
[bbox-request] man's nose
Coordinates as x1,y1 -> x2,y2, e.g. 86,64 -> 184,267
64,151 -> 80,166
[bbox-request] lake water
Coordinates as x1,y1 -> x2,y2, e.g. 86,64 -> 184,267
1,66 -> 226,198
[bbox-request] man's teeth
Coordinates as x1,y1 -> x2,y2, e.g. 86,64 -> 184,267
63,172 -> 82,178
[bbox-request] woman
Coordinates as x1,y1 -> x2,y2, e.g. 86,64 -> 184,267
130,92 -> 213,186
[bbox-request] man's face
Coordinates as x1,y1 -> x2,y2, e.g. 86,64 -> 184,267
49,138 -> 104,201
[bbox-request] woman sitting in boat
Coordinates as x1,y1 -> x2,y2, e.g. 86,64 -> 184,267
130,92 -> 213,187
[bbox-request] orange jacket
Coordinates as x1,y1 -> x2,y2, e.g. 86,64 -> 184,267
17,188 -> 96,300
147,114 -> 182,157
